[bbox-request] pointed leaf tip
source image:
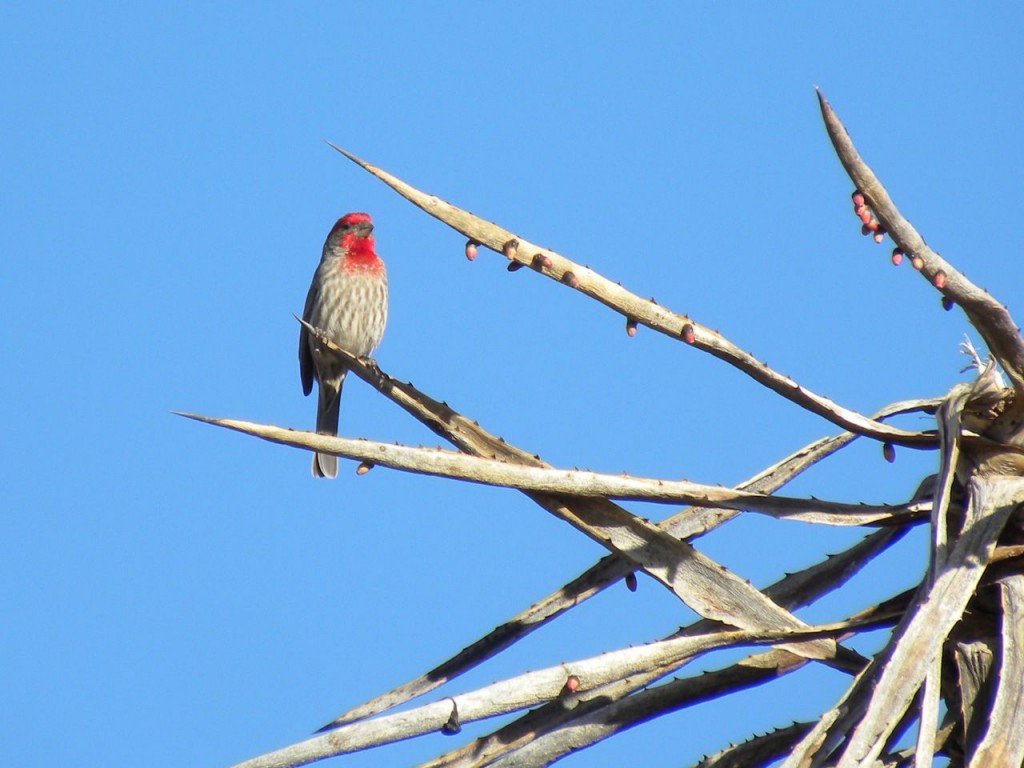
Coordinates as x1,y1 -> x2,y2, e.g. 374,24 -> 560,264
172,411 -> 216,425
323,140 -> 364,167
314,719 -> 340,734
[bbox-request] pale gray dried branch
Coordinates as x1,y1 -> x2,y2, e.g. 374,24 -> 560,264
202,95 -> 1021,768
227,621 -> 867,768
182,407 -> 857,670
816,90 -> 1024,397
916,383 -> 973,766
329,414 -> 924,729
952,631 -> 997,759
181,410 -> 918,523
324,431 -> 854,728
967,573 -> 1024,767
186,330 -> 899,738
780,476 -> 1024,768
324,142 -> 935,449
420,533 -> 910,768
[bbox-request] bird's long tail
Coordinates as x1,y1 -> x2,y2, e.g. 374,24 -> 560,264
312,374 -> 346,479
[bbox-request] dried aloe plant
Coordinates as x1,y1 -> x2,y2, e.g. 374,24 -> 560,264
185,91 -> 1024,767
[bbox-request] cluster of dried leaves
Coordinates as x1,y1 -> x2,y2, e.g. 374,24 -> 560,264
185,91 -> 1024,767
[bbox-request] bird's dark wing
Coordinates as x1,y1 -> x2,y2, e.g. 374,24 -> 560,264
299,274 -> 318,396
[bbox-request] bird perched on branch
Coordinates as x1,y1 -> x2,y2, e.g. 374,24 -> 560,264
299,212 -> 388,478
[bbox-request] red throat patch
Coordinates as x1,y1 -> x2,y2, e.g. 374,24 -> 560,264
339,234 -> 383,273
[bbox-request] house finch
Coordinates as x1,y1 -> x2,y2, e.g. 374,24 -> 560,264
299,212 -> 388,478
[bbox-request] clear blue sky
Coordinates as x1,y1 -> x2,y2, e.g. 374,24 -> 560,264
4,4 -> 1023,766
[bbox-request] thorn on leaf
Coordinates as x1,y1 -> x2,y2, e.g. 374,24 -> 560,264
531,253 -> 552,270
442,700 -> 461,735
